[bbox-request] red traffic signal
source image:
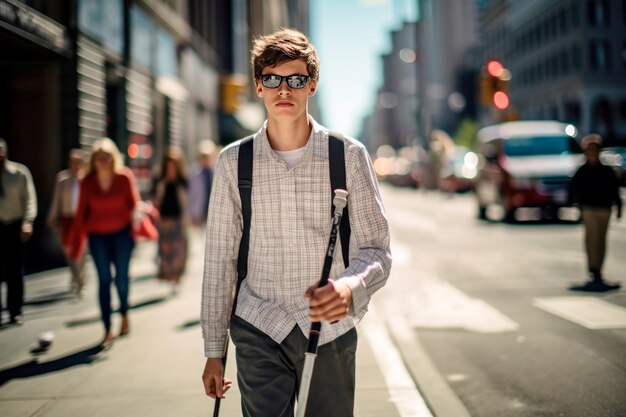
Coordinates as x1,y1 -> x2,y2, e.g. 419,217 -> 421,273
493,91 -> 509,110
487,60 -> 504,78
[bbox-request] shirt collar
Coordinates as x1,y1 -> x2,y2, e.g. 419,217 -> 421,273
256,115 -> 329,163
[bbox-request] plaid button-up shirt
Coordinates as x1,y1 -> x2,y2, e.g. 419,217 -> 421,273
201,118 -> 392,358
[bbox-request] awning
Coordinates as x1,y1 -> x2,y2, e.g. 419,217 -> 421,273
0,0 -> 71,57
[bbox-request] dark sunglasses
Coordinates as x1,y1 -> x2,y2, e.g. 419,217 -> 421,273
260,74 -> 310,89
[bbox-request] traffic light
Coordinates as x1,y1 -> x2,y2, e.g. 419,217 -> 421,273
486,60 -> 504,78
480,60 -> 511,110
493,91 -> 509,110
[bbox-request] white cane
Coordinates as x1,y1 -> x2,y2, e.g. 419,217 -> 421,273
296,189 -> 348,417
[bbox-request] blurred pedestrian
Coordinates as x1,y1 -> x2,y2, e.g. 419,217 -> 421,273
0,138 -> 37,326
569,133 -> 622,292
68,138 -> 140,349
153,148 -> 189,295
47,149 -> 87,298
200,28 -> 392,416
188,140 -> 215,226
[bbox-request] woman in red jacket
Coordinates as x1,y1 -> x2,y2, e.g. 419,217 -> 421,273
69,138 -> 139,349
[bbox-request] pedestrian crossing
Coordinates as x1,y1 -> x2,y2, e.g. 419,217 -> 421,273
401,280 -> 626,332
389,242 -> 626,333
534,296 -> 626,329
400,278 -> 520,333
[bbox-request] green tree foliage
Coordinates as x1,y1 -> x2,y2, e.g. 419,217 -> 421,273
454,118 -> 480,150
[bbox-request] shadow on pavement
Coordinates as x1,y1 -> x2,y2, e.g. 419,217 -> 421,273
176,319 -> 200,331
479,218 -> 581,227
65,316 -> 101,328
64,295 -> 170,328
0,345 -> 104,387
129,295 -> 169,310
23,291 -> 74,307
131,273 -> 158,283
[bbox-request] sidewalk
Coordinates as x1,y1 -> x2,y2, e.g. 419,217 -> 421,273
0,231 -> 411,417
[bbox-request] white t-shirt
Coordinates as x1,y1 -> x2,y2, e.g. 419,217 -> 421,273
273,146 -> 306,169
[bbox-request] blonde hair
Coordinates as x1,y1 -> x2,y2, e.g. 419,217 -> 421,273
85,138 -> 125,177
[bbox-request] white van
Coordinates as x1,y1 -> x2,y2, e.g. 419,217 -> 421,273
474,120 -> 584,222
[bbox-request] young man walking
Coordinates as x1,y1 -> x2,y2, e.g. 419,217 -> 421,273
201,28 -> 392,417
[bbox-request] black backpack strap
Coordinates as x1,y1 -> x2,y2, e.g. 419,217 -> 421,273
235,136 -> 254,310
329,134 -> 351,268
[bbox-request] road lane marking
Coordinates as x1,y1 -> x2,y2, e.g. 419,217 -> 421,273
399,279 -> 519,333
361,306 -> 434,417
534,296 -> 626,329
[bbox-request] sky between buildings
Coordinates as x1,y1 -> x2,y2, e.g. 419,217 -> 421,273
310,0 -> 417,138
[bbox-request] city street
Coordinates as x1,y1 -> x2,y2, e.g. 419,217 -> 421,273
3,1 -> 626,416
380,185 -> 626,417
1,185 -> 625,416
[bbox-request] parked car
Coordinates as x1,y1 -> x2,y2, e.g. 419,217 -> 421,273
600,146 -> 626,186
474,120 -> 584,222
373,148 -> 418,188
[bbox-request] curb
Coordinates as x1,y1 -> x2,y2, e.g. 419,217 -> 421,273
386,315 -> 472,417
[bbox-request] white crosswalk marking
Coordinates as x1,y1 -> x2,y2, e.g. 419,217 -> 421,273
534,297 -> 626,329
390,278 -> 520,333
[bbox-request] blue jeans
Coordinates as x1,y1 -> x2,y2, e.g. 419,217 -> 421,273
88,226 -> 134,331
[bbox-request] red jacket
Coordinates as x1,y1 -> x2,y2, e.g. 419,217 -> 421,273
68,168 -> 139,259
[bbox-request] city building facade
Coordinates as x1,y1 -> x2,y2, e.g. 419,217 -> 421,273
0,0 -> 308,272
480,0 -> 626,144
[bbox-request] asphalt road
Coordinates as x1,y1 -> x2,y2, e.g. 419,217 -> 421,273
378,184 -> 626,417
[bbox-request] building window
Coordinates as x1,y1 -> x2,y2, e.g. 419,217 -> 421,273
559,7 -> 568,34
572,3 -> 580,28
587,0 -> 610,27
547,56 -> 553,79
553,54 -> 560,77
572,44 -> 582,68
619,100 -> 626,119
565,101 -> 582,125
561,49 -> 570,74
590,39 -> 612,71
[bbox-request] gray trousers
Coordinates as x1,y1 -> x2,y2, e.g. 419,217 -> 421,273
582,207 -> 611,276
230,315 -> 357,417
